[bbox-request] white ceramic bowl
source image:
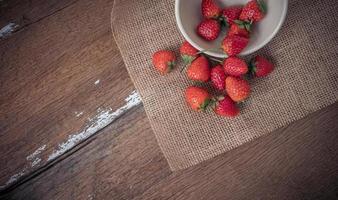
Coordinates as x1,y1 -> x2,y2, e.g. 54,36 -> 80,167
175,0 -> 288,58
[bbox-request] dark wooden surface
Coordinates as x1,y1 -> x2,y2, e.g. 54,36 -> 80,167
0,0 -> 135,190
2,104 -> 338,200
0,0 -> 338,199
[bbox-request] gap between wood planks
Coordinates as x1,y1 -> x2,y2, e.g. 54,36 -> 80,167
0,0 -> 81,40
0,90 -> 142,193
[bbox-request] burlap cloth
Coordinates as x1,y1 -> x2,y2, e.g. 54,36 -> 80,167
111,0 -> 338,170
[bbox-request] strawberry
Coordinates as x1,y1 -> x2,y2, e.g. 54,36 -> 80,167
228,22 -> 250,38
225,76 -> 250,102
180,41 -> 198,66
213,96 -> 239,117
221,6 -> 242,26
201,0 -> 221,19
211,65 -> 226,90
223,56 -> 248,76
239,0 -> 267,23
197,19 -> 221,41
152,50 -> 176,74
249,55 -> 274,77
187,56 -> 210,82
221,35 -> 249,56
185,86 -> 212,111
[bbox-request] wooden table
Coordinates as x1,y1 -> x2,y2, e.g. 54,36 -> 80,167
0,0 -> 337,199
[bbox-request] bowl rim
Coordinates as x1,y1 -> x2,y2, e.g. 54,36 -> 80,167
175,0 -> 288,58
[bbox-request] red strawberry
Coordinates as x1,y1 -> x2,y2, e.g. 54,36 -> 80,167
221,6 -> 242,26
197,19 -> 221,41
201,0 -> 221,19
228,23 -> 250,38
221,35 -> 249,56
211,65 -> 226,90
225,76 -> 250,102
239,0 -> 266,22
180,41 -> 198,66
185,86 -> 212,111
223,56 -> 248,76
213,96 -> 239,117
249,55 -> 274,77
187,56 -> 211,82
152,50 -> 176,74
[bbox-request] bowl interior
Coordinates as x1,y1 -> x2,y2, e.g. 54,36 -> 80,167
176,0 -> 288,58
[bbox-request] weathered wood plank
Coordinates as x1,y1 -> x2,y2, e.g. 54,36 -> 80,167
2,106 -> 170,199
0,0 -> 78,39
3,103 -> 338,199
0,0 -> 139,190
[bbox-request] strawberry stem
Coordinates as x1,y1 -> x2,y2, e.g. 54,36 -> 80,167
180,64 -> 188,72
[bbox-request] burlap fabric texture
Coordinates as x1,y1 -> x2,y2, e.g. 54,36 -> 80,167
111,0 -> 338,170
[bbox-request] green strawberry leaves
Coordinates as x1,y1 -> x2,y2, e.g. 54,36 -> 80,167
199,98 -> 212,111
234,20 -> 245,26
244,23 -> 251,32
234,20 -> 252,32
258,0 -> 267,14
180,55 -> 196,72
182,55 -> 195,66
167,61 -> 176,72
248,59 -> 257,77
219,17 -> 229,28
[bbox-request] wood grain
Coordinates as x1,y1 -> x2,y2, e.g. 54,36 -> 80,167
0,0 -> 137,189
2,106 -> 170,199
1,0 -> 338,198
0,0 -> 78,34
2,103 -> 338,199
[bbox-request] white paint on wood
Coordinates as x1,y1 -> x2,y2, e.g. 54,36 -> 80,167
75,111 -> 84,117
0,23 -> 19,38
94,79 -> 100,85
26,145 -> 47,168
1,170 -> 26,190
26,145 -> 46,161
31,158 -> 42,167
1,91 -> 141,190
0,145 -> 47,189
47,90 -> 141,161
